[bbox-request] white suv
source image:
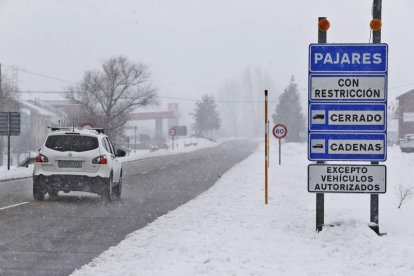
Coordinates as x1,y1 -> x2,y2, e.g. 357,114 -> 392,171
400,134 -> 414,153
33,127 -> 126,201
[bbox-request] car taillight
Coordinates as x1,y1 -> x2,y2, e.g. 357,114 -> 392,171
35,154 -> 49,163
92,155 -> 107,164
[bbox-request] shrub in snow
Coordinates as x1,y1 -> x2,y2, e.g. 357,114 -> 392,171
396,183 -> 414,209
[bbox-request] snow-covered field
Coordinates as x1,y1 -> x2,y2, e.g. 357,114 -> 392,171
0,138 -> 223,182
72,142 -> 414,276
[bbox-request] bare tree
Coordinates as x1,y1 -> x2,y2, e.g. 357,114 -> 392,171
396,183 -> 414,209
66,56 -> 157,142
0,76 -> 19,166
0,76 -> 19,111
217,67 -> 276,137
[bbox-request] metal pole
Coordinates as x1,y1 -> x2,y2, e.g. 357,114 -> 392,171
279,139 -> 281,165
265,90 -> 269,205
370,0 -> 382,235
7,112 -> 10,171
0,63 -> 3,167
372,0 -> 382,43
316,16 -> 327,232
134,126 -> 137,153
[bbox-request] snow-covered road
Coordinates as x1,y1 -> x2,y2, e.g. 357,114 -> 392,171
73,142 -> 414,276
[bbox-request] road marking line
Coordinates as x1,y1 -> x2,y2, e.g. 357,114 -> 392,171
141,171 -> 149,175
0,202 -> 29,211
160,167 -> 167,170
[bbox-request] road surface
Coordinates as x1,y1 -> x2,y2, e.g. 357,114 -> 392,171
0,140 -> 257,275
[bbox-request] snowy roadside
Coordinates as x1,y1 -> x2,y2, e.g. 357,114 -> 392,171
72,143 -> 414,276
0,138 -> 226,183
119,137 -> 228,163
0,166 -> 34,182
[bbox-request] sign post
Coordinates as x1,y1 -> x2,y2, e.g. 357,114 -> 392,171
371,0 -> 383,235
272,124 -> 288,165
315,17 -> 328,232
169,127 -> 176,150
0,112 -> 21,170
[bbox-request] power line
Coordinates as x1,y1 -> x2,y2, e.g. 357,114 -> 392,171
7,90 -> 277,103
1,63 -> 76,85
2,62 -> 414,101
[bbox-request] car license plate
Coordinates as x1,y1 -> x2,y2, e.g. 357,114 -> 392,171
58,160 -> 82,168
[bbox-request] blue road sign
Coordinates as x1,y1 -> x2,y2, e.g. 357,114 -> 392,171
308,133 -> 386,161
309,103 -> 386,132
309,44 -> 388,73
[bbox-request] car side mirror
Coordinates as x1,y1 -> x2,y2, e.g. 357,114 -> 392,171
116,149 -> 126,157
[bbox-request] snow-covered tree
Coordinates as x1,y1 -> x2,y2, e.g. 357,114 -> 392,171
192,95 -> 221,138
272,76 -> 305,142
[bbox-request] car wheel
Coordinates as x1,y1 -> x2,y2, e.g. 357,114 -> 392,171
113,173 -> 122,199
103,176 -> 114,201
33,180 -> 46,201
48,191 -> 59,200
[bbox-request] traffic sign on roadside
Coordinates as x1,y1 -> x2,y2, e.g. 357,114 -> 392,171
308,132 -> 386,161
309,103 -> 386,132
308,164 -> 386,193
308,43 -> 388,162
272,124 -> 288,165
272,124 -> 288,139
0,112 -> 20,136
309,43 -> 388,73
309,75 -> 387,102
172,126 -> 187,136
169,128 -> 176,137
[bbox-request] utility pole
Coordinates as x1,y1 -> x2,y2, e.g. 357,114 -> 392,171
370,0 -> 382,235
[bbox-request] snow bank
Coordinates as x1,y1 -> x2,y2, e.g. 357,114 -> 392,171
72,142 -> 414,275
119,137 -> 226,163
0,165 -> 33,182
0,138 -> 224,182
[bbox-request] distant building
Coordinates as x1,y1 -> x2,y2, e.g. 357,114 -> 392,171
18,100 -> 66,150
397,90 -> 414,139
42,100 -> 82,126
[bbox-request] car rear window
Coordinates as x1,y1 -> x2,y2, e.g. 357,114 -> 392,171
45,135 -> 99,152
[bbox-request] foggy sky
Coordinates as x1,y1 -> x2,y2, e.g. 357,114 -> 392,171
0,0 -> 411,109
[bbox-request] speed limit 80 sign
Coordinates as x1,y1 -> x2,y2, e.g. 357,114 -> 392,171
169,128 -> 176,136
272,124 -> 288,139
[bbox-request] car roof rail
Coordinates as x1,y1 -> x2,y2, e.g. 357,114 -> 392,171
48,127 -> 72,132
90,128 -> 105,134
47,126 -> 105,134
